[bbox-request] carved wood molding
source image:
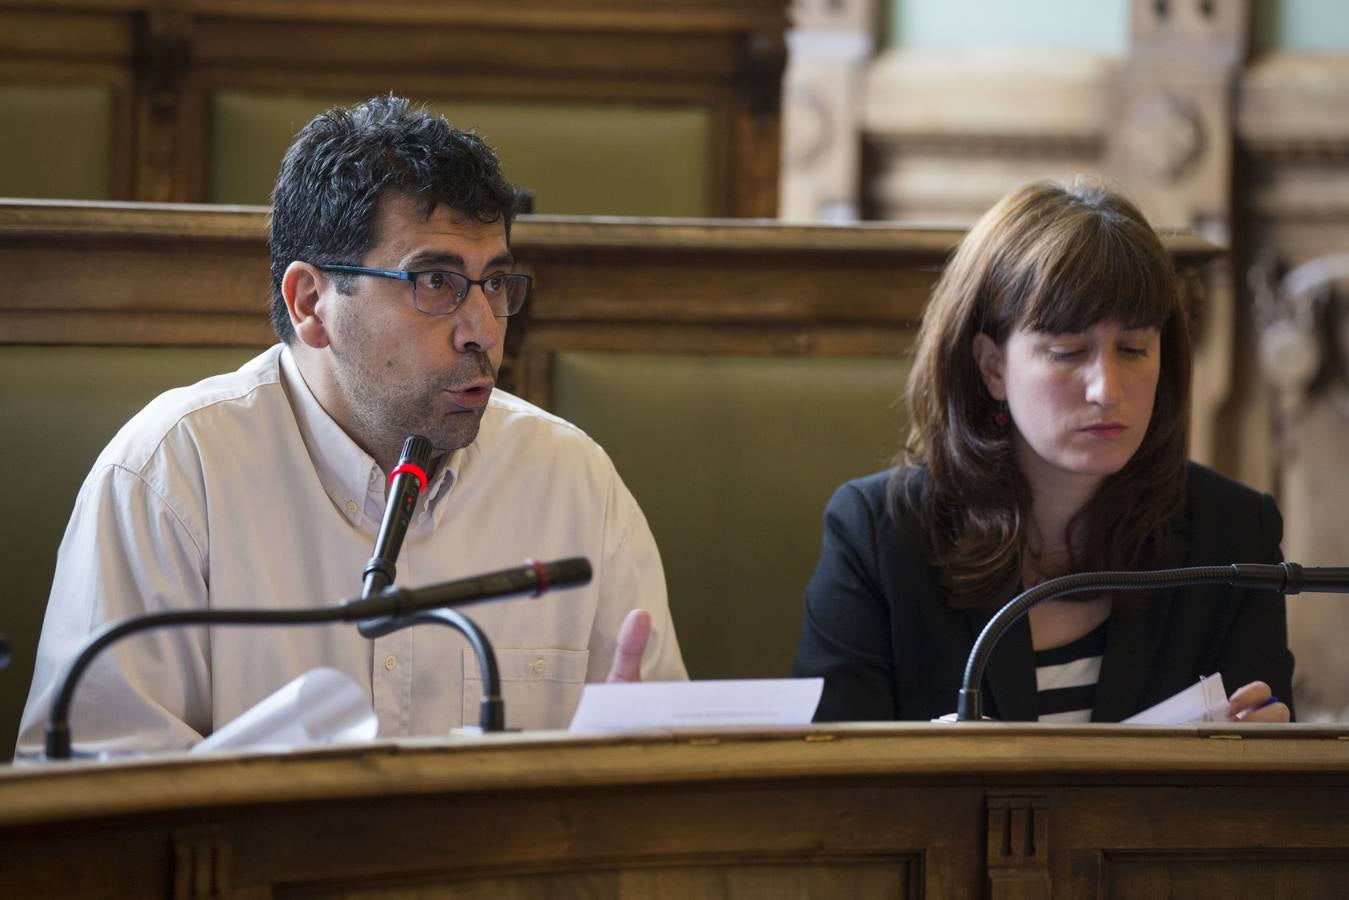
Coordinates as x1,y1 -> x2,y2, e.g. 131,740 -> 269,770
171,829 -> 234,900
986,794 -> 1050,900
1239,54 -> 1349,160
863,50 -> 1110,150
862,49 -> 1349,166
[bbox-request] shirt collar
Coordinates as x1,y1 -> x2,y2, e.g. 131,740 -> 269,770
278,346 -> 386,525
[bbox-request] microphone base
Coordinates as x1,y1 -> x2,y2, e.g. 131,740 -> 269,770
45,723 -> 72,761
956,689 -> 982,723
481,696 -> 505,732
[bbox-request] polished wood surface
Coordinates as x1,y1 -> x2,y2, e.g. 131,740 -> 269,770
1,725 -> 1346,898
0,198 -> 1219,406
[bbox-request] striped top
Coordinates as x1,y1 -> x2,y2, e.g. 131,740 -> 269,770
1034,619 -> 1109,723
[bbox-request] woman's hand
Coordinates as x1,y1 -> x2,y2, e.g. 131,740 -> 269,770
1225,680 -> 1291,723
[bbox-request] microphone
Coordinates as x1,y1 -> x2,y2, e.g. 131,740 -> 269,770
349,557 -> 591,732
345,557 -> 593,621
363,435 -> 433,598
43,556 -> 592,759
956,562 -> 1349,721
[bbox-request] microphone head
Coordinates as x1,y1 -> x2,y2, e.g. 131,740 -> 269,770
543,557 -> 592,588
399,434 -> 432,467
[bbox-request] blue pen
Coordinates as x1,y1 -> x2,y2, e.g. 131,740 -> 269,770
1255,695 -> 1280,710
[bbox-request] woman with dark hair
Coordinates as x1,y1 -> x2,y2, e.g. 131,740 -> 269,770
793,180 -> 1294,723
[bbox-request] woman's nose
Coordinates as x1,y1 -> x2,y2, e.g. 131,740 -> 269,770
1085,353 -> 1123,406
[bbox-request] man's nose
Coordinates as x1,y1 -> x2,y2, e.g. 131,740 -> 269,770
452,286 -> 503,354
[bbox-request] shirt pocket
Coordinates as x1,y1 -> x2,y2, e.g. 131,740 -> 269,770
462,647 -> 590,731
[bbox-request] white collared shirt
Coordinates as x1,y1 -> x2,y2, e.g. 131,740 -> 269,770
18,344 -> 685,756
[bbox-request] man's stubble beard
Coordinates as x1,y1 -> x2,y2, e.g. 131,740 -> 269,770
336,350 -> 494,466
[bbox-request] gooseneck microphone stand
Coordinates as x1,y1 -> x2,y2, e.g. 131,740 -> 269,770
1,631 -> 10,670
43,557 -> 592,759
359,609 -> 504,731
956,561 -> 1349,721
354,558 -> 593,732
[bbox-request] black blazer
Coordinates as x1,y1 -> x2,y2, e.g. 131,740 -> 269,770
793,462 -> 1295,722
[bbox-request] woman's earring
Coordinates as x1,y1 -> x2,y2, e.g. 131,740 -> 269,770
993,401 -> 1010,428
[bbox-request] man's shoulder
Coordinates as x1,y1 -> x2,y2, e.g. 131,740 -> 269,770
481,389 -> 601,449
97,346 -> 287,475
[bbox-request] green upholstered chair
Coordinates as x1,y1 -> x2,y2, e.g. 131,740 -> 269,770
210,91 -> 712,216
0,85 -> 112,200
551,351 -> 912,682
0,346 -> 260,760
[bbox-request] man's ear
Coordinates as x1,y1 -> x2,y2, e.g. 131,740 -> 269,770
972,332 -> 1006,401
282,261 -> 331,349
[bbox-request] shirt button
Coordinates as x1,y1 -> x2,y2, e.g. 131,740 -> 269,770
384,655 -> 397,671
532,658 -> 546,674
345,500 -> 358,516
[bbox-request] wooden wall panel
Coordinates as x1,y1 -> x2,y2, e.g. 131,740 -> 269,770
0,0 -> 786,216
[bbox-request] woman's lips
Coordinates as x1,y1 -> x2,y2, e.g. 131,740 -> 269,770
1081,423 -> 1126,437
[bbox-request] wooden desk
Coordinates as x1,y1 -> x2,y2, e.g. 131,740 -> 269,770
1,725 -> 1346,898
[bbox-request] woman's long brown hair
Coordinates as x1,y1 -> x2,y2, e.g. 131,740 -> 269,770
892,180 -> 1192,609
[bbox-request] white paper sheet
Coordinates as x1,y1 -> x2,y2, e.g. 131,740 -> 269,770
568,678 -> 823,732
1123,672 -> 1228,725
192,666 -> 378,753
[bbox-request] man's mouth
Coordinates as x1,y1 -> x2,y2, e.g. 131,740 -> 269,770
445,380 -> 494,410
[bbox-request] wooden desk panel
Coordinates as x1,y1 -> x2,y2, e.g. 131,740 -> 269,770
0,726 -> 1345,899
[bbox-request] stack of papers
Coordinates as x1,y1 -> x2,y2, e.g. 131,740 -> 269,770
569,678 -> 824,732
1123,673 -> 1228,724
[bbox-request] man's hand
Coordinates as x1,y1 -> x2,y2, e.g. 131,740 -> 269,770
606,609 -> 651,683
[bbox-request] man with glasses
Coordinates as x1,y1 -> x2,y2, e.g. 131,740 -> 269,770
18,95 -> 685,757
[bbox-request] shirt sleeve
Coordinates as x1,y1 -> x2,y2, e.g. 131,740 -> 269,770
793,482 -> 897,721
584,465 -> 687,683
16,462 -> 212,758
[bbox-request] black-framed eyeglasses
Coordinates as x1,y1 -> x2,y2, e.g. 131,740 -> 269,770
317,264 -> 531,317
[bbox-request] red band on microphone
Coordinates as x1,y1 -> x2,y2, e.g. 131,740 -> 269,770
389,462 -> 428,494
526,558 -> 549,597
